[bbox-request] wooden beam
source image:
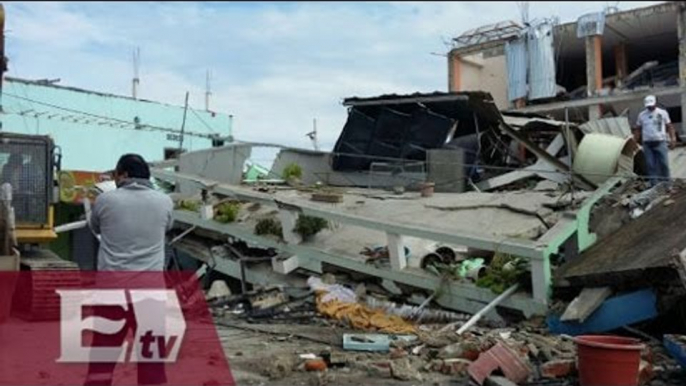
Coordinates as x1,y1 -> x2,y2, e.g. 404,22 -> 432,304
561,287 -> 612,323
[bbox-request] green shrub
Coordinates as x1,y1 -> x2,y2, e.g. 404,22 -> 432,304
294,215 -> 328,240
215,202 -> 241,223
177,199 -> 200,212
254,218 -> 283,238
282,163 -> 303,181
475,253 -> 528,294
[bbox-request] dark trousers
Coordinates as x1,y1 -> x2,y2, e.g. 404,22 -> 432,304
643,141 -> 671,187
84,300 -> 167,386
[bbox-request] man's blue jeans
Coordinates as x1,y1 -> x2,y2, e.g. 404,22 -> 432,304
643,140 -> 670,187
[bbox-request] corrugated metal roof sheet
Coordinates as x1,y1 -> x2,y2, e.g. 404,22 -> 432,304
579,117 -> 632,138
505,38 -> 527,102
502,114 -> 568,128
528,23 -> 557,100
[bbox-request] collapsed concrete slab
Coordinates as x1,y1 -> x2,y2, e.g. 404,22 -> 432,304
557,189 -> 686,288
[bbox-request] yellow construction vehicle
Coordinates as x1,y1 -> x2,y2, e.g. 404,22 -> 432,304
0,132 -> 81,320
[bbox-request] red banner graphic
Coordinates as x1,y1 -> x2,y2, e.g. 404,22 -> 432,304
0,271 -> 235,386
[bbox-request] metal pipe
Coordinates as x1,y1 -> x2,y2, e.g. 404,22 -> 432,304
169,225 -> 197,245
439,283 -> 519,333
54,220 -> 88,234
456,284 -> 519,335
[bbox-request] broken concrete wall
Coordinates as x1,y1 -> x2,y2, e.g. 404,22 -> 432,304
178,144 -> 251,194
271,148 -> 426,189
270,148 -> 333,185
459,53 -> 508,110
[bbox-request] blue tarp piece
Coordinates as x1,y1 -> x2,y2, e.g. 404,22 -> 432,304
664,335 -> 686,369
547,289 -> 658,336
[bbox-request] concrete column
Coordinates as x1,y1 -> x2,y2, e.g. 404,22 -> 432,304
614,44 -> 628,88
278,209 -> 302,245
386,232 -> 406,271
585,35 -> 603,120
678,3 -> 686,136
447,50 -> 462,92
531,256 -> 550,305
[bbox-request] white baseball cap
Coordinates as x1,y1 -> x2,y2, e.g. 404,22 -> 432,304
644,95 -> 656,107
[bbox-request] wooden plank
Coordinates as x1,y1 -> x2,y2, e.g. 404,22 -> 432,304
560,287 -> 612,323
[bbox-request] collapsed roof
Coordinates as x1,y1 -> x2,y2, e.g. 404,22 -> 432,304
333,92 -> 486,172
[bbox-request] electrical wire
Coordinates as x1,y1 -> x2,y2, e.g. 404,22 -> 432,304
2,92 -> 224,140
190,107 -> 217,135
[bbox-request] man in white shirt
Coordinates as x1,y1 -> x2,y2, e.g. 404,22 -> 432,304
632,95 -> 676,187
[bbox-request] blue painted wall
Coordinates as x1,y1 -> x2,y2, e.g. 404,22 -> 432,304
0,77 -> 232,171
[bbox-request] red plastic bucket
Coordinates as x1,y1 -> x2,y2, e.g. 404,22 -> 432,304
575,335 -> 645,386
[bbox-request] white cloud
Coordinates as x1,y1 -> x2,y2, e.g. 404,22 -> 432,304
3,1 -> 665,155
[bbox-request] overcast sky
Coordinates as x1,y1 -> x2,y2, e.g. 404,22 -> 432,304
5,1 -> 660,153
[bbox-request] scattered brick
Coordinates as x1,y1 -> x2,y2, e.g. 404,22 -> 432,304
540,359 -> 576,379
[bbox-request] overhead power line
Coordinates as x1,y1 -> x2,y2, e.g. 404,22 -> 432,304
2,91 -> 228,140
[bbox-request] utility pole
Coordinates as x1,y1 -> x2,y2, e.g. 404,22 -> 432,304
132,47 -> 140,99
178,91 -> 189,154
205,70 -> 212,111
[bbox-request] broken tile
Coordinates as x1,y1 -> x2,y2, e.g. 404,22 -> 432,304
468,343 -> 531,385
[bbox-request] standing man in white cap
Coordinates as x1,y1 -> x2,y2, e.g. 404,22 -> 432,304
633,95 -> 676,187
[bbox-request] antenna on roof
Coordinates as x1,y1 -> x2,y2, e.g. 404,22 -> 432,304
205,69 -> 212,111
132,47 -> 140,99
516,1 -> 530,26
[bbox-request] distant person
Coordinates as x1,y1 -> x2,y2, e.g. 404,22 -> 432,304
86,153 -> 173,386
633,95 -> 677,187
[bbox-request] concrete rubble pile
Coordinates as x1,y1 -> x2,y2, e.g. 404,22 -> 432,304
209,275 -> 684,386
156,91 -> 686,385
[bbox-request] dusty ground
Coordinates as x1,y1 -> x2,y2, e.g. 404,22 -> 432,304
216,317 -> 686,386
216,318 -> 463,386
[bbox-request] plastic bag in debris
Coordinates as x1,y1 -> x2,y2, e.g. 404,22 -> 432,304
307,276 -> 357,304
